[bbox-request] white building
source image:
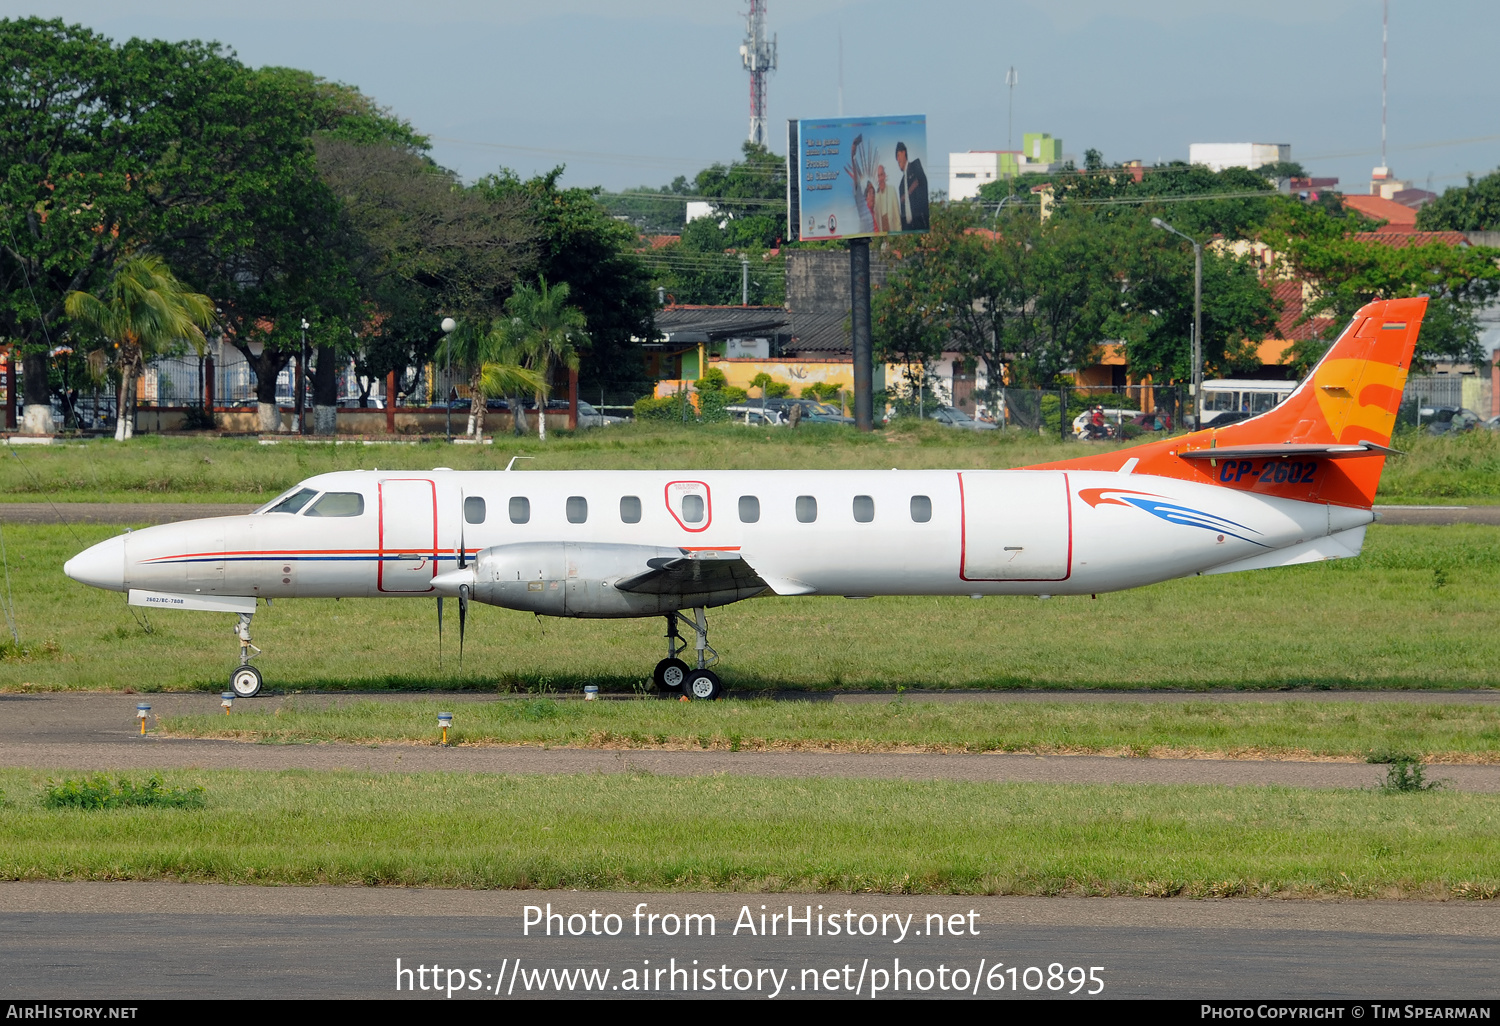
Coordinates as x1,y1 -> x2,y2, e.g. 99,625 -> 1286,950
948,151 -> 1011,201
1188,142 -> 1290,172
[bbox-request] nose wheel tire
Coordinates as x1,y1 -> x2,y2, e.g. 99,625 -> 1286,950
653,657 -> 690,694
230,665 -> 263,699
684,669 -> 723,701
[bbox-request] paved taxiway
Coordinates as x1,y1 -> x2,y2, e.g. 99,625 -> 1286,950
2,693 -> 1497,789
1,884 -> 1496,1000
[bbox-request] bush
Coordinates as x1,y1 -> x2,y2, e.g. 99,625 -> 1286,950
633,395 -> 692,423
699,390 -> 729,423
749,372 -> 791,398
43,774 -> 206,810
696,367 -> 729,392
180,405 -> 219,431
801,382 -> 843,401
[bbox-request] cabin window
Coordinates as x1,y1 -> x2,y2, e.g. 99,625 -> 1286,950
620,496 -> 642,524
796,495 -> 818,523
567,496 -> 588,524
304,492 -> 365,518
265,488 -> 318,515
910,495 -> 932,523
463,496 -> 486,525
509,497 -> 530,524
853,495 -> 874,523
682,494 -> 705,524
739,495 -> 760,523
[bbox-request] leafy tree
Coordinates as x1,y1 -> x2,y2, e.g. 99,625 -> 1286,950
1416,169 -> 1500,232
63,254 -> 213,440
1264,202 -> 1500,371
495,278 -> 587,441
474,169 -> 654,402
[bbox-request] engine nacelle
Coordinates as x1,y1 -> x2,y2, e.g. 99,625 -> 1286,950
462,542 -> 765,618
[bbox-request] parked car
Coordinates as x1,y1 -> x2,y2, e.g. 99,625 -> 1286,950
758,398 -> 855,425
1422,406 -> 1483,435
928,406 -> 997,431
336,397 -> 384,409
1130,411 -> 1173,432
575,401 -> 627,428
724,404 -> 785,426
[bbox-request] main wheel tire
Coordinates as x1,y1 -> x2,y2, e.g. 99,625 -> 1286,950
230,665 -> 263,699
684,668 -> 723,701
653,657 -> 690,694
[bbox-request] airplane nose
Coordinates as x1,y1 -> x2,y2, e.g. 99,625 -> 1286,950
64,534 -> 128,592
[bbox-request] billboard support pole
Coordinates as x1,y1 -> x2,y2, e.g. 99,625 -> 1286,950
850,238 -> 873,432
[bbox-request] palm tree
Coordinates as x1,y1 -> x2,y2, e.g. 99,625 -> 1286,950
64,255 -> 214,441
434,317 -> 546,438
497,279 -> 588,442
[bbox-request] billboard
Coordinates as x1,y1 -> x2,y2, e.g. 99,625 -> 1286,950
787,114 -> 928,242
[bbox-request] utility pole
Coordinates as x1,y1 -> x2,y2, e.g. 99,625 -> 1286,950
1151,218 -> 1203,429
740,255 -> 750,306
850,239 -> 873,432
741,1 -> 777,145
1382,0 -> 1388,172
1005,66 -> 1018,151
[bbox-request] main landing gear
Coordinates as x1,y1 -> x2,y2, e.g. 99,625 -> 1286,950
652,608 -> 724,700
230,612 -> 264,698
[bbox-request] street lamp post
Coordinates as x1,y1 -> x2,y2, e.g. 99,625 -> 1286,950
1151,217 -> 1202,429
298,319 -> 309,435
441,317 -> 457,441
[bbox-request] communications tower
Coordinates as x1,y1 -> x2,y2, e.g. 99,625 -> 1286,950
740,1 -> 777,146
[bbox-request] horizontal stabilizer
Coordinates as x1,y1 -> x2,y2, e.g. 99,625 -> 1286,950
1177,441 -> 1402,461
129,589 -> 256,614
1202,526 -> 1367,576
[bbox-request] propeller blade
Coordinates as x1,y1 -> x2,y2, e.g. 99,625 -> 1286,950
436,596 -> 444,669
458,584 -> 469,668
458,492 -> 467,570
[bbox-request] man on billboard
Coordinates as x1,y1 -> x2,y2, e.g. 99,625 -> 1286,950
896,141 -> 929,231
875,163 -> 900,234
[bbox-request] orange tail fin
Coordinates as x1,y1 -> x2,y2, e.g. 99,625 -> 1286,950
1030,296 -> 1427,509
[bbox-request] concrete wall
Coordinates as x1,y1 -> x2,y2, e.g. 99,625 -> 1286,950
122,407 -> 575,436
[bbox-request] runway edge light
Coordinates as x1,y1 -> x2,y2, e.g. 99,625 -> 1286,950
438,711 -> 453,745
136,703 -> 150,736
221,692 -> 234,714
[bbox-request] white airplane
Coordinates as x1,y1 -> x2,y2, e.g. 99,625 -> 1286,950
64,297 -> 1425,700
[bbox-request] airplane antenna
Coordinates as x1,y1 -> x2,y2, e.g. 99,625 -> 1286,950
505,455 -> 534,472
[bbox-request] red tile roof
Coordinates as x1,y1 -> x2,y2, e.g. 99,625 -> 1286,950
1350,230 -> 1469,249
1271,280 -> 1334,342
1341,194 -> 1419,229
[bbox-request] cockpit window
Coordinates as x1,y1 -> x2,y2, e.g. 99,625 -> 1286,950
261,488 -> 318,515
304,492 -> 365,518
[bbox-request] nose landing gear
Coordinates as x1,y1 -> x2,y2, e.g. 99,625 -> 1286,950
652,608 -> 723,700
230,612 -> 263,698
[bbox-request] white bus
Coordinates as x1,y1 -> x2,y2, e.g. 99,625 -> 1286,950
1200,378 -> 1297,426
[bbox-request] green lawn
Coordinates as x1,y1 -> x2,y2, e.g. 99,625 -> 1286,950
0,768 -> 1491,897
3,422 -> 1496,504
161,697 -> 1500,762
4,523 -> 1500,692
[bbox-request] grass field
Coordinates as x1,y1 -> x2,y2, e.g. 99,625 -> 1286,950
4,523 -> 1499,692
161,697 -> 1500,763
0,768 -> 1493,897
2,422 -> 1497,505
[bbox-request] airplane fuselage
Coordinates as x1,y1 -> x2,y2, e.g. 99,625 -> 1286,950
64,467 -> 1375,615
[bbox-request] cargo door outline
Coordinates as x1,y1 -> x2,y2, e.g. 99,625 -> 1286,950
958,471 -> 1072,582
378,478 -> 438,593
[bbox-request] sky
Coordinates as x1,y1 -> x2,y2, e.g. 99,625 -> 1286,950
9,0 -> 1500,198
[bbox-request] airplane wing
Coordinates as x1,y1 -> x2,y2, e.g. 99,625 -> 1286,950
614,550 -> 817,597
1176,440 -> 1403,461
